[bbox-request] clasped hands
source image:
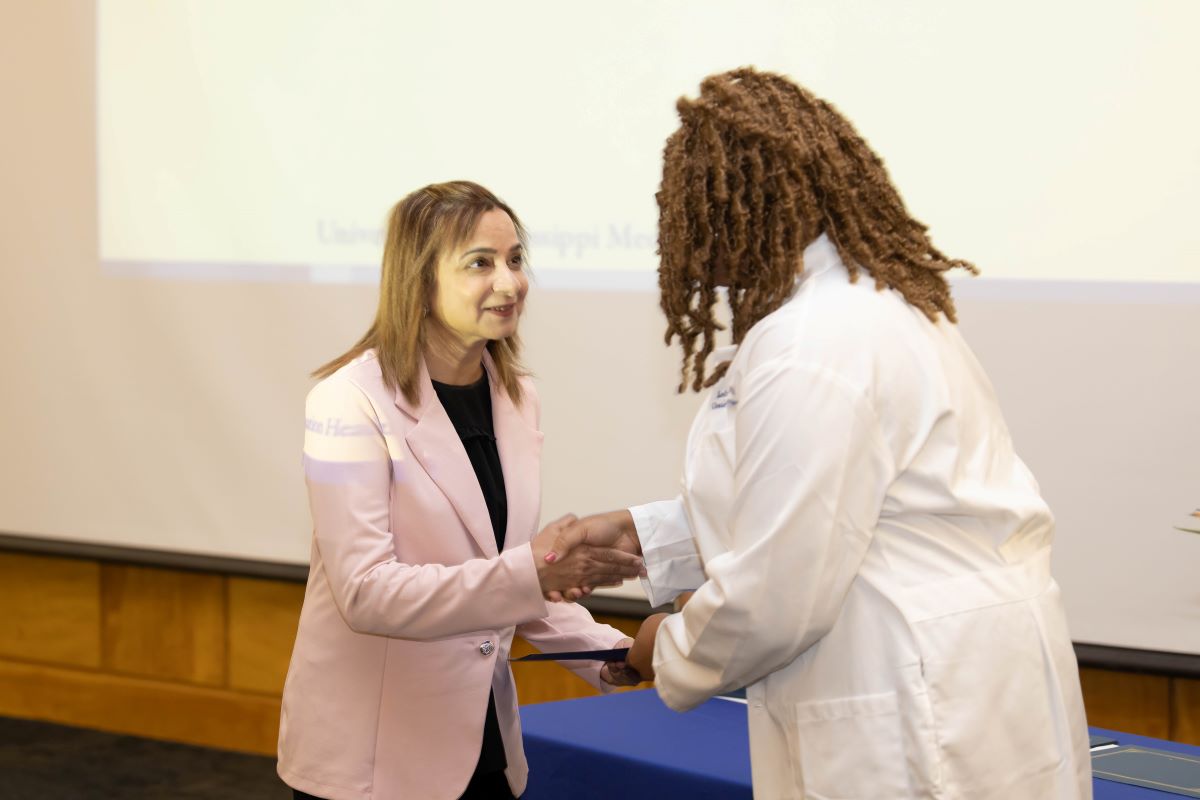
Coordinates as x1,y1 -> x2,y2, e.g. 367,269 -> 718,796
530,511 -> 670,686
531,510 -> 643,602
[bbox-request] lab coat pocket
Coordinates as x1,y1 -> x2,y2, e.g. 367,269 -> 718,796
913,602 -> 1061,795
791,691 -> 910,800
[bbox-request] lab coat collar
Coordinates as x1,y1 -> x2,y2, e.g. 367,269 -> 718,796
792,232 -> 843,292
711,235 -> 843,370
707,343 -> 739,369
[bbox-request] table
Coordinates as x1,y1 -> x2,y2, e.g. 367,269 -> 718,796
520,690 -> 1200,799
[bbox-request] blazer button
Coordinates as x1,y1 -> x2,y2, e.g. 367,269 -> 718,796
479,641 -> 495,656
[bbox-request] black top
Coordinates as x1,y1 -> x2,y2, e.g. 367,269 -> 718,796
432,374 -> 508,551
431,372 -> 508,780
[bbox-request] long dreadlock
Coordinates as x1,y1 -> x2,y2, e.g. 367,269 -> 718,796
657,68 -> 978,392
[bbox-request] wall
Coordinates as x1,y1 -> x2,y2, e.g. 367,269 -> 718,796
0,551 -> 1196,756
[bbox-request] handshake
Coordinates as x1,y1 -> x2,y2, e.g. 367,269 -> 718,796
530,510 -> 669,687
531,510 -> 643,603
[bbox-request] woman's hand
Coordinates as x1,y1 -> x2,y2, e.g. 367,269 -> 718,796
531,514 -> 644,599
599,637 -> 642,686
627,613 -> 669,682
540,510 -> 644,602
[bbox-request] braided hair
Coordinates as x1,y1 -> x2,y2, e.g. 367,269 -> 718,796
657,68 -> 978,391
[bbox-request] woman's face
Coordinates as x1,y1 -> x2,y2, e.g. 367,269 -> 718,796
430,208 -> 528,352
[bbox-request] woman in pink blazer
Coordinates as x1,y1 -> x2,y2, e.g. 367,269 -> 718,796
277,181 -> 643,800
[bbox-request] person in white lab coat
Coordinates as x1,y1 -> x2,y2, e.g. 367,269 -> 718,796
546,68 -> 1092,799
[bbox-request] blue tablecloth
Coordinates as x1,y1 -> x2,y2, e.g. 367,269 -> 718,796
520,689 -> 1199,799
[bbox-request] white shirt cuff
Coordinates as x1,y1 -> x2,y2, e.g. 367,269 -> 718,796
630,499 -> 704,608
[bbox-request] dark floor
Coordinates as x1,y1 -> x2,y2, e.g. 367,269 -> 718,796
0,716 -> 289,799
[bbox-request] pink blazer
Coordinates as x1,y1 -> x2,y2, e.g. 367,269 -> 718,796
278,350 -> 625,800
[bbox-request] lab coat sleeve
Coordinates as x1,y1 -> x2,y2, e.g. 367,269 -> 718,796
630,497 -> 704,607
303,377 -> 548,640
653,359 -> 895,711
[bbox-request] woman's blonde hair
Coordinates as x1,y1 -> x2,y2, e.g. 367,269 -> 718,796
313,181 -> 529,405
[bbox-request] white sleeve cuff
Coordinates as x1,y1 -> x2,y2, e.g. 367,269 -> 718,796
630,498 -> 704,608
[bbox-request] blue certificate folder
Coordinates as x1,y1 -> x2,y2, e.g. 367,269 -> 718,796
1091,745 -> 1200,797
510,648 -> 629,662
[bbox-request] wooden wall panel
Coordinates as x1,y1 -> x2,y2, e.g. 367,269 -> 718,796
101,564 -> 226,686
1079,667 -> 1171,739
0,660 -> 281,755
0,553 -> 100,668
1172,677 -> 1200,746
593,614 -> 642,639
227,577 -> 304,694
6,555 -> 1200,757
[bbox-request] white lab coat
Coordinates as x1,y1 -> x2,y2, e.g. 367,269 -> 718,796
632,235 -> 1092,799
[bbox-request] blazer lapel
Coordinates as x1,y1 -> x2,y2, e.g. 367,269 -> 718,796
483,353 -> 543,550
398,357 -> 498,558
